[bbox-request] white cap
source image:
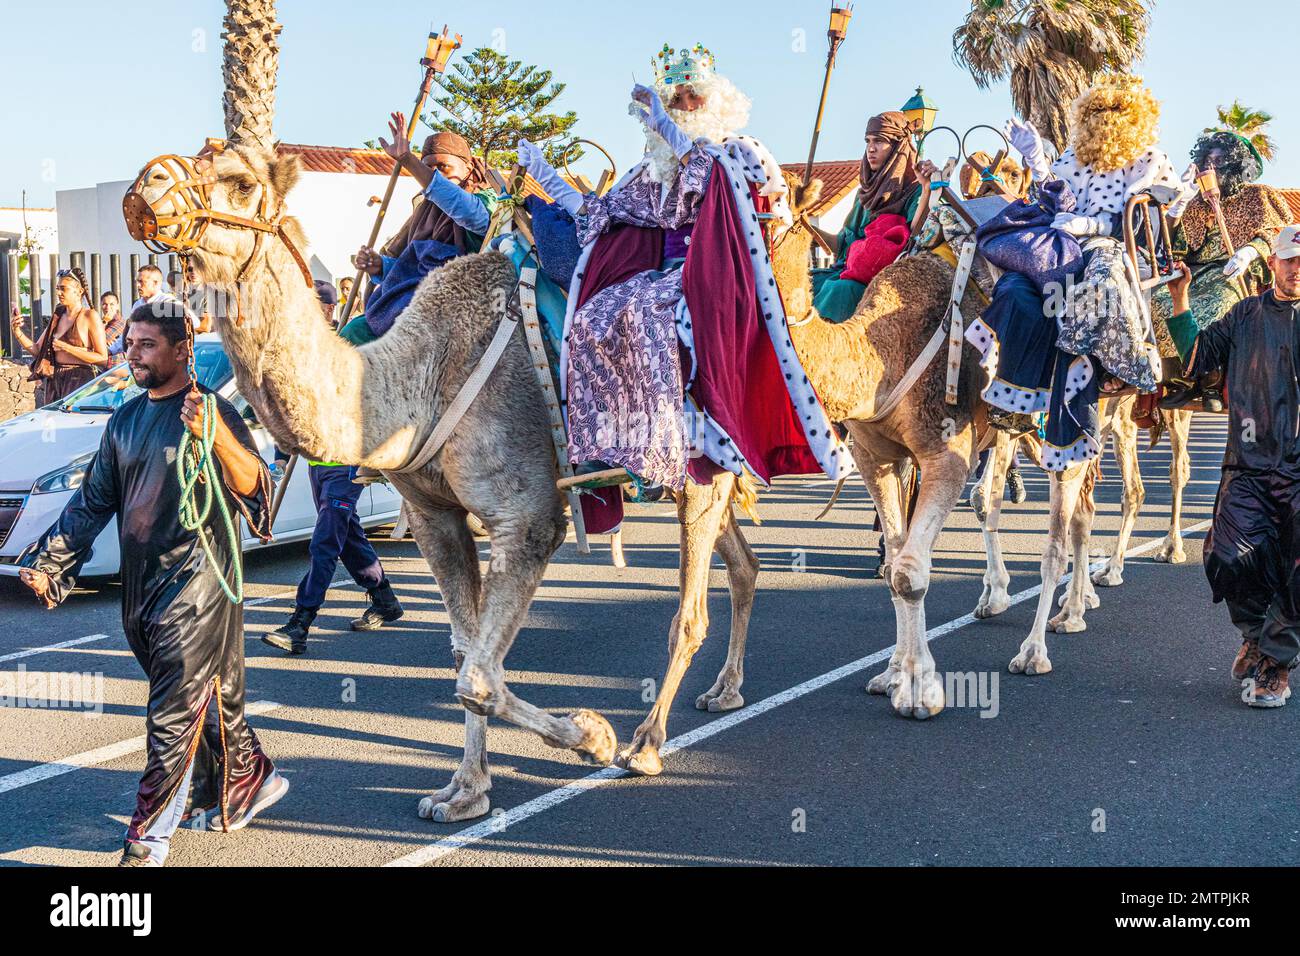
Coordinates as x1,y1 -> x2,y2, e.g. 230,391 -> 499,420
1273,224 -> 1300,260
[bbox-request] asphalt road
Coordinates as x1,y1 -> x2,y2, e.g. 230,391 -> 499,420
2,413 -> 1294,867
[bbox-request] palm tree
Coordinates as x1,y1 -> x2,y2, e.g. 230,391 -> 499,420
222,0 -> 282,149
1208,101 -> 1277,162
953,0 -> 1153,152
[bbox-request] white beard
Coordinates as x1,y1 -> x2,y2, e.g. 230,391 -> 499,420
643,101 -> 738,185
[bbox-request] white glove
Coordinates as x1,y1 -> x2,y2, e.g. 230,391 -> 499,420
1005,117 -> 1050,182
1164,163 -> 1202,221
1051,212 -> 1108,237
631,83 -> 694,159
515,138 -> 584,216
1223,245 -> 1261,279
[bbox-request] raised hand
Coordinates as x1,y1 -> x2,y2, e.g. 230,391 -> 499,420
378,111 -> 411,161
1005,117 -> 1049,181
516,138 -> 546,176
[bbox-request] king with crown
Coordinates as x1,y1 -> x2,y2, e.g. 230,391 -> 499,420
517,44 -> 849,530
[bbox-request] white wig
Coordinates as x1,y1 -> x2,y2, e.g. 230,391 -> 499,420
641,71 -> 752,183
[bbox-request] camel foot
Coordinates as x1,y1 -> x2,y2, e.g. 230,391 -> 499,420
569,709 -> 617,766
1049,609 -> 1088,633
866,665 -> 898,695
417,780 -> 491,824
889,666 -> 944,719
975,588 -> 1011,619
615,728 -> 665,777
1153,536 -> 1187,564
695,687 -> 745,712
1091,564 -> 1124,588
1009,645 -> 1053,675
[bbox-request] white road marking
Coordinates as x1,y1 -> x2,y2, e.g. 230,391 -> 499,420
0,699 -> 283,795
0,634 -> 108,664
0,578 -> 355,662
385,520 -> 1212,867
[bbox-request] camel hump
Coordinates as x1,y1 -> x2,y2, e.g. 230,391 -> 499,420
410,250 -> 518,315
858,251 -> 957,323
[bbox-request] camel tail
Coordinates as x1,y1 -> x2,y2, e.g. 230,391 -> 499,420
733,471 -> 762,525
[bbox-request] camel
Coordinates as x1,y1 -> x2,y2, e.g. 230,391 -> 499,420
623,170 -> 1126,746
976,395 -> 1193,609
134,143 -> 777,813
136,145 -> 1161,812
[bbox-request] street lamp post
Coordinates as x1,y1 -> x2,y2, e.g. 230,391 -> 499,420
802,4 -> 853,186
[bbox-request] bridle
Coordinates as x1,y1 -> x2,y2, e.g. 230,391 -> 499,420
122,146 -> 314,292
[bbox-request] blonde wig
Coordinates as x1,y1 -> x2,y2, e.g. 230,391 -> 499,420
1068,74 -> 1161,173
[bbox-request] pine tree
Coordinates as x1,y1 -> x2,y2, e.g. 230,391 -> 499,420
420,47 -> 581,168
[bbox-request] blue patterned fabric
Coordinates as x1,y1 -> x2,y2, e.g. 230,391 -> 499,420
525,195 -> 582,290
975,180 -> 1084,292
966,272 -> 1102,470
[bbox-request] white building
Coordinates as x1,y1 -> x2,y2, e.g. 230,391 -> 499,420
778,160 -> 859,266
54,142 -> 420,284
0,207 -> 58,254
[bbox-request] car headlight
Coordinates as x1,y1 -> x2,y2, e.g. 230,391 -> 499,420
32,453 -> 96,495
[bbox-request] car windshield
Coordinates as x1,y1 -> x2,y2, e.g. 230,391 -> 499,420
53,342 -> 234,414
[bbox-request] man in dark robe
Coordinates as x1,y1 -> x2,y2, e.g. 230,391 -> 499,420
18,300 -> 286,866
1187,224 -> 1300,707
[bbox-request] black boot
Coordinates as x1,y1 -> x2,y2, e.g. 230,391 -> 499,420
1200,371 -> 1225,413
1158,379 -> 1201,410
262,606 -> 316,654
351,580 -> 404,631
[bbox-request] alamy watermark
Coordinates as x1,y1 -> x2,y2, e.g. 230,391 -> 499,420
0,665 -> 104,716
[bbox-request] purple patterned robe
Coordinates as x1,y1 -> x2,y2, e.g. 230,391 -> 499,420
565,148 -> 713,488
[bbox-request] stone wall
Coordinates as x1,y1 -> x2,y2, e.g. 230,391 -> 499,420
0,359 -> 39,421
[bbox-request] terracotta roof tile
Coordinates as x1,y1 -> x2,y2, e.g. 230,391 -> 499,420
276,143 -> 406,176
780,160 -> 859,218
1281,189 -> 1300,222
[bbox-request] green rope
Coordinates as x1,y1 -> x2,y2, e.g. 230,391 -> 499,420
177,392 -> 244,604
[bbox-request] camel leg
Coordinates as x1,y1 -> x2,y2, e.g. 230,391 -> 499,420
456,515 -> 617,767
1011,463 -> 1089,676
855,456 -> 908,695
882,449 -> 970,719
694,509 -> 759,713
1050,467 -> 1097,633
403,507 -> 493,823
1093,398 -> 1144,587
1154,408 -> 1191,564
616,474 -> 734,777
976,431 -> 1013,620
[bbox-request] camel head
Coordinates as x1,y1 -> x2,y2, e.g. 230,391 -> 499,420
126,143 -> 308,288
768,170 -> 823,321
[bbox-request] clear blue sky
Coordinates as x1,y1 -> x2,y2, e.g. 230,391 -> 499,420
2,0 -> 1296,208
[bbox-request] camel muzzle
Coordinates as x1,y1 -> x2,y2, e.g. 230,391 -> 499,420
123,150 -> 314,288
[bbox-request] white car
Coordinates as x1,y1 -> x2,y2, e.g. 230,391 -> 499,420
0,334 -> 403,580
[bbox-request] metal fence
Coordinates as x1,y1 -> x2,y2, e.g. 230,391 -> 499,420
1,248 -> 182,360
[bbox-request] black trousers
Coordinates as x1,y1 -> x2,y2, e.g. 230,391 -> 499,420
1204,469 -> 1300,667
295,464 -> 384,610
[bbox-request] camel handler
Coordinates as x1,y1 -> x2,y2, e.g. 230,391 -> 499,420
17,299 -> 287,866
264,283 -> 404,654
1187,225 -> 1300,708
